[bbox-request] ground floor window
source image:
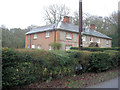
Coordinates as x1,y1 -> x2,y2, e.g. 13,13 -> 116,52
65,45 -> 72,51
32,45 -> 35,48
38,45 -> 41,49
27,45 -> 30,48
49,45 -> 53,50
97,38 -> 100,43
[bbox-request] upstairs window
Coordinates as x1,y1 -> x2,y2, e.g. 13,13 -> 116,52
27,37 -> 29,40
33,34 -> 37,39
106,40 -> 109,45
46,31 -> 50,37
66,33 -> 72,40
90,37 -> 93,42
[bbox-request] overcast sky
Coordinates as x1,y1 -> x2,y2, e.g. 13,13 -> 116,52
0,0 -> 119,29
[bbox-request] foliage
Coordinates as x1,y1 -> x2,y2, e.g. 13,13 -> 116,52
88,52 -> 111,72
2,47 -> 119,88
2,48 -> 74,88
2,28 -> 29,48
73,11 -> 118,47
43,4 -> 70,25
50,42 -> 62,50
70,47 -> 120,51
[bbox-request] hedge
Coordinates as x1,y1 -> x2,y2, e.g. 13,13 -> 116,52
2,47 -> 120,88
70,47 -> 120,51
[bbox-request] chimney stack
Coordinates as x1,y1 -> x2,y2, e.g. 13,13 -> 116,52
63,16 -> 70,23
90,24 -> 95,30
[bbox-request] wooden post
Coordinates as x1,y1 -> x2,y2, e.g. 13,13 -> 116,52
79,0 -> 83,50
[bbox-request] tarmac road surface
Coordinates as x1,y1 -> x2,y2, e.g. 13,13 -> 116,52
87,77 -> 119,88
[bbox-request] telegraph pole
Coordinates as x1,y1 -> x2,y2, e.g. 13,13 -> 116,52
79,0 -> 83,50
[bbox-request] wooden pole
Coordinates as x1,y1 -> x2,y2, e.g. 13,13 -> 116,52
79,0 -> 83,50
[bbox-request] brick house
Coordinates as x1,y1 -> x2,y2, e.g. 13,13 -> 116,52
25,16 -> 112,50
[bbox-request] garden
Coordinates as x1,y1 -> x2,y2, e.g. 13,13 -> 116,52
2,47 -> 120,88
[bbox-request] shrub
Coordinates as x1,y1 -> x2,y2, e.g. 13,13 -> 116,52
70,47 -> 120,51
2,48 -> 74,88
2,47 -> 119,88
50,42 -> 62,50
87,52 -> 111,73
66,50 -> 91,73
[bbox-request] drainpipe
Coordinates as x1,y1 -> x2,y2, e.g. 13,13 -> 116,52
30,34 -> 31,48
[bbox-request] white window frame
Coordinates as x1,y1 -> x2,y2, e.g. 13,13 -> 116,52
65,45 -> 72,51
97,39 -> 100,43
27,45 -> 30,48
38,45 -> 41,49
82,36 -> 86,41
49,46 -> 53,50
66,33 -> 72,40
33,34 -> 37,39
32,45 -> 35,48
46,31 -> 50,37
106,40 -> 109,45
90,37 -> 93,42
27,37 -> 29,40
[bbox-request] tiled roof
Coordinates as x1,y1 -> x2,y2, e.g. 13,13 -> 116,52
26,22 -> 112,39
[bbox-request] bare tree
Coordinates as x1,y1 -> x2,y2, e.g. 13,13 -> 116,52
43,4 -> 70,25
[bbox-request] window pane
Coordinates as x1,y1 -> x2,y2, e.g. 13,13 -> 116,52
66,33 -> 72,39
32,45 -> 35,48
66,45 -> 71,51
49,46 -> 53,50
38,45 -> 41,49
46,31 -> 49,37
27,45 -> 30,48
34,34 -> 37,39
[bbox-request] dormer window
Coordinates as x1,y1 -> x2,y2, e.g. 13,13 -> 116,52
46,31 -> 50,37
66,32 -> 72,40
34,34 -> 37,39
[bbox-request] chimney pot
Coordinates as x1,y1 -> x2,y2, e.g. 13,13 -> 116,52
63,16 -> 70,23
90,24 -> 95,30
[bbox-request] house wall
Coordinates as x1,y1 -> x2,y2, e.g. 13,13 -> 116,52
59,30 -> 112,50
25,30 -> 112,50
25,31 -> 55,50
59,30 -> 78,50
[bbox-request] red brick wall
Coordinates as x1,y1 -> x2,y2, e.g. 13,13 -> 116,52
25,30 -> 61,50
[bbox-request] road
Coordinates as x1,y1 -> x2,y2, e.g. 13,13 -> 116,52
86,77 -> 119,88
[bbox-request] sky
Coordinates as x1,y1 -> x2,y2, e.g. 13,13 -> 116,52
0,0 -> 119,29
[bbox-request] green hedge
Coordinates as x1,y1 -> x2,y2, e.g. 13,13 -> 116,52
70,47 -> 120,51
2,48 -> 75,88
2,47 -> 120,88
